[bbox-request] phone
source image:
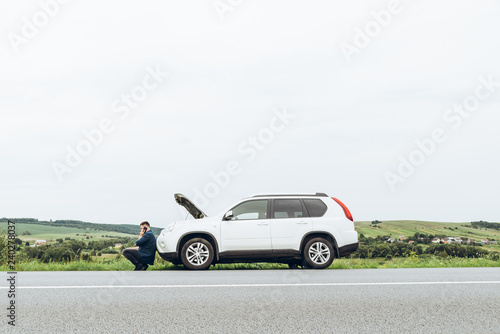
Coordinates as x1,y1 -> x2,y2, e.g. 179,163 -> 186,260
143,227 -> 147,233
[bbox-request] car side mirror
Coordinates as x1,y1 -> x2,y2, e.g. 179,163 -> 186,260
224,211 -> 234,221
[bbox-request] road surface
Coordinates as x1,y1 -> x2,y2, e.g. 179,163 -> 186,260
1,268 -> 499,333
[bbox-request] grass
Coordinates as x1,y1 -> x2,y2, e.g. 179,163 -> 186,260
2,256 -> 498,272
0,258 -> 134,271
328,257 -> 500,269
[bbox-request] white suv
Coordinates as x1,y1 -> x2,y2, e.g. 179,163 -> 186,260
157,193 -> 358,270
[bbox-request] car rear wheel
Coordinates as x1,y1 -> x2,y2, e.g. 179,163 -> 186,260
180,238 -> 214,270
303,237 -> 334,269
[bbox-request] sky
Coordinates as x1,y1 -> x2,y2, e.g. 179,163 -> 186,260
1,0 -> 499,228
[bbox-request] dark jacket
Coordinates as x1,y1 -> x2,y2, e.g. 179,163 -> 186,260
136,230 -> 156,265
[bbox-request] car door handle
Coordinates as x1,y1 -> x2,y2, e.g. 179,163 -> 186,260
297,221 -> 309,224
257,223 -> 269,226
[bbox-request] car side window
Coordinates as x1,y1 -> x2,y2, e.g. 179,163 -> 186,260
230,200 -> 268,220
273,199 -> 308,218
303,199 -> 328,217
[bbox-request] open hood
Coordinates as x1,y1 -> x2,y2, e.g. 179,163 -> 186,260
174,193 -> 207,219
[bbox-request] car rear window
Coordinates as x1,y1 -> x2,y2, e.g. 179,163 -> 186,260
303,199 -> 328,217
273,199 -> 307,218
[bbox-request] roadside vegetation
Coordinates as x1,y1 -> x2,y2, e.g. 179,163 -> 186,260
0,219 -> 499,271
1,256 -> 498,272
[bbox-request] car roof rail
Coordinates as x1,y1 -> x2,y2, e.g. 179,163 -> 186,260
252,193 -> 329,198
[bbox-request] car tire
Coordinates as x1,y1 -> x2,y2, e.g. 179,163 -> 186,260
303,237 -> 335,269
180,238 -> 214,270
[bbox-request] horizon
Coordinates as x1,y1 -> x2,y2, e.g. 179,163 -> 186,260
3,216 -> 498,229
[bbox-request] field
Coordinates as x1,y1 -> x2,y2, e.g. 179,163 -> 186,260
355,220 -> 500,251
0,222 -> 134,243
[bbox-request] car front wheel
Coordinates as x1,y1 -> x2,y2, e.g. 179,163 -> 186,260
180,238 -> 214,270
303,237 -> 335,269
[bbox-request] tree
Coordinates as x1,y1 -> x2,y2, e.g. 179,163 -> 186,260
56,239 -> 63,244
25,241 -> 30,247
22,230 -> 32,236
0,230 -> 7,265
14,238 -> 23,245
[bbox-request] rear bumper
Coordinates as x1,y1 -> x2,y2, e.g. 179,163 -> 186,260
158,252 -> 178,262
338,242 -> 359,257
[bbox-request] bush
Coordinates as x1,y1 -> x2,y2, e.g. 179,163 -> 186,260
24,239 -> 87,263
490,252 -> 500,261
100,248 -> 118,254
352,242 -> 492,260
425,244 -> 488,258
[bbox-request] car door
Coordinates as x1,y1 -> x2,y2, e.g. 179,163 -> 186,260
271,198 -> 312,251
220,199 -> 271,252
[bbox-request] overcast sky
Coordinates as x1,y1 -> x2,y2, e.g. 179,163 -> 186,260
1,0 -> 499,227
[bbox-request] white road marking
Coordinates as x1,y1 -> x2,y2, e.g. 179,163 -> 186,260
2,281 -> 500,289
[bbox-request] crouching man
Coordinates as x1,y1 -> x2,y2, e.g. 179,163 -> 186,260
122,221 -> 156,271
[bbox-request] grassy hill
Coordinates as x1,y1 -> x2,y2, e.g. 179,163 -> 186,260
0,222 -> 134,243
355,220 -> 500,251
0,218 -> 164,243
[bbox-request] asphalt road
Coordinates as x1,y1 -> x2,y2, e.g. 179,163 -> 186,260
1,268 -> 499,333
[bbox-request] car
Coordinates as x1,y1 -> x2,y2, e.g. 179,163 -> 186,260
156,193 -> 358,270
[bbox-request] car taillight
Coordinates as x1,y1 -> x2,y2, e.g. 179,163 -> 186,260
332,197 -> 353,221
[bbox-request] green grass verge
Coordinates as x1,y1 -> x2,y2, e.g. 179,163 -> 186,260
328,257 -> 500,269
2,257 -> 498,271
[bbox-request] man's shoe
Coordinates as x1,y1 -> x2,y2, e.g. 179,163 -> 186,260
140,264 -> 149,271
134,264 -> 144,271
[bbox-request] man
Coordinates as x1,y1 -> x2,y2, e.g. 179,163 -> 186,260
122,221 -> 156,270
